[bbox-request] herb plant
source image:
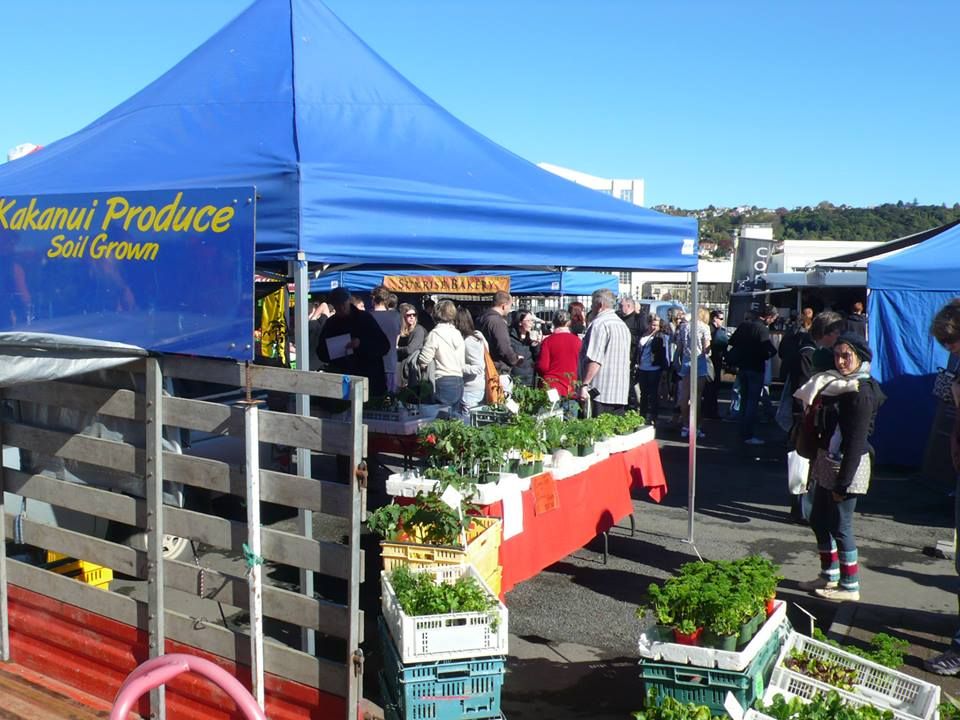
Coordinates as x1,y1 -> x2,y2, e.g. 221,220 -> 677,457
759,690 -> 895,720
389,565 -> 498,621
633,689 -> 723,720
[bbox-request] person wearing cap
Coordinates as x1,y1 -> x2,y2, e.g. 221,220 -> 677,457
793,332 -> 885,603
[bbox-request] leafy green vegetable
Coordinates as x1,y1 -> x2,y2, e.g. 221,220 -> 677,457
633,689 -> 723,720
389,565 -> 498,624
811,629 -> 909,669
759,690 -> 895,720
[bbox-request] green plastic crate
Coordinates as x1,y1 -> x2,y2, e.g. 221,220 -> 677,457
639,623 -> 785,716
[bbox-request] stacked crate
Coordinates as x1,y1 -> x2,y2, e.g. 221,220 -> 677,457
380,565 -> 508,720
380,516 -> 503,596
44,551 -> 112,590
762,632 -> 939,720
638,603 -> 791,716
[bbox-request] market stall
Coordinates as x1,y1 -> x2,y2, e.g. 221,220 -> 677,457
0,0 -> 698,716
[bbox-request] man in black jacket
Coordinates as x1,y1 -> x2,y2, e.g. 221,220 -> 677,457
617,295 -> 647,406
728,305 -> 778,445
478,291 -> 522,375
317,287 -> 391,397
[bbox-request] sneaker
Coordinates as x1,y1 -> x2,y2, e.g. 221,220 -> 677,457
925,648 -> 960,676
680,427 -> 690,438
798,577 -> 837,591
744,437 -> 765,446
815,587 -> 860,602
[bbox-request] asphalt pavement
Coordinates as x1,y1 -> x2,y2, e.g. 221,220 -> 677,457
113,387 -> 960,719
416,391 -> 960,719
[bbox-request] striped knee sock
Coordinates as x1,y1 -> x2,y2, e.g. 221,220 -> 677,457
839,549 -> 859,591
818,539 -> 839,582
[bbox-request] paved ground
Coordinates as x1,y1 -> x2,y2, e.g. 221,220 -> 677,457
457,395 -> 960,719
112,388 -> 960,719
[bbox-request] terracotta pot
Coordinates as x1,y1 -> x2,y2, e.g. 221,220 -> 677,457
672,627 -> 703,646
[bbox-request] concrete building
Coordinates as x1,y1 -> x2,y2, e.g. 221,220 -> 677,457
537,162 -> 644,207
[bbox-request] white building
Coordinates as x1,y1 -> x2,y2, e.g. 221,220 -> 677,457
537,162 -> 644,207
768,239 -> 883,274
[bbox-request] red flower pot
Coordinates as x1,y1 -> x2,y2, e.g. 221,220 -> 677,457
672,627 -> 704,646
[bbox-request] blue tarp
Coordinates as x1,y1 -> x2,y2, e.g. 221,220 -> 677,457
310,270 -> 617,296
867,223 -> 960,465
0,0 -> 697,272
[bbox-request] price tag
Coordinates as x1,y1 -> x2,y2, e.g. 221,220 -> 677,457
546,388 -> 560,404
532,472 -> 559,515
505,398 -> 520,414
440,485 -> 463,511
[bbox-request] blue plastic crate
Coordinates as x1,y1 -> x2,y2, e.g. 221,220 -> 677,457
380,620 -> 505,720
639,622 -> 785,716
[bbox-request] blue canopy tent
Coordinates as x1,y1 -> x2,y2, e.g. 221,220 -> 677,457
867,223 -> 960,466
0,0 -> 706,546
0,0 -> 696,273
310,270 -> 617,296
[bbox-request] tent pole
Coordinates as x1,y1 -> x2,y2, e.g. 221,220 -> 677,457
687,271 -> 699,544
291,257 -> 316,655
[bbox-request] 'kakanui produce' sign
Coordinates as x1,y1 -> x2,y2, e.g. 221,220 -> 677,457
0,187 -> 255,359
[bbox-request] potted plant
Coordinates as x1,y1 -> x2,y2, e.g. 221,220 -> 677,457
543,416 -> 566,457
563,418 -> 598,457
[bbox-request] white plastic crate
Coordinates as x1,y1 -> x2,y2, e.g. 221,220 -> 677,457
769,632 -> 940,720
637,599 -> 789,671
385,472 -> 529,505
381,564 -> 509,664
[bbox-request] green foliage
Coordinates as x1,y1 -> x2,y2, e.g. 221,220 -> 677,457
811,628 -> 909,669
633,689 -> 723,720
389,565 -> 498,620
939,695 -> 960,720
759,690 -> 895,720
661,202 -> 960,257
366,491 -> 477,546
510,384 -> 552,415
637,555 -> 781,637
785,649 -> 858,690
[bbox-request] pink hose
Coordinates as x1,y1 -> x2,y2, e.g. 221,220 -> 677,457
110,653 -> 267,720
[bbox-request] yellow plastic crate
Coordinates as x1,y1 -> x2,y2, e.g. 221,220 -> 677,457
45,551 -> 112,590
484,565 -> 503,598
381,516 -> 502,580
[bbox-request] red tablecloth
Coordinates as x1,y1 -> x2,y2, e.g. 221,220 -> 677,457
480,440 -> 667,594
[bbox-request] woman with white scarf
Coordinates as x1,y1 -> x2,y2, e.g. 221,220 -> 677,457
793,332 -> 885,602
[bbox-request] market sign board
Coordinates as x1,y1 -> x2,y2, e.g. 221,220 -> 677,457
383,275 -> 510,294
0,187 -> 255,359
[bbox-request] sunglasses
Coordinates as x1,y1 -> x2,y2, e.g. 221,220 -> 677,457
834,351 -> 856,361
405,313 -> 417,317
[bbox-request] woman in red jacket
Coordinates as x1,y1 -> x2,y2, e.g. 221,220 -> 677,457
536,310 -> 582,397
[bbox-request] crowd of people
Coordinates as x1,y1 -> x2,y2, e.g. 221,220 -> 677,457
303,283 -> 757,428
301,285 -> 960,674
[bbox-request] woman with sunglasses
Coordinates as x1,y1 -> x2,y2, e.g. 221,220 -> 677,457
793,332 -> 884,602
397,303 -> 426,388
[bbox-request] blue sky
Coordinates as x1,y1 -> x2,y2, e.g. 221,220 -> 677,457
2,1 -> 956,209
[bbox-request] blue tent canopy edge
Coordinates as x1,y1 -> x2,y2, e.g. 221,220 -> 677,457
0,0 -> 697,273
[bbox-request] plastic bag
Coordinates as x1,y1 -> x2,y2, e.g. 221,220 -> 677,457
787,450 -> 809,495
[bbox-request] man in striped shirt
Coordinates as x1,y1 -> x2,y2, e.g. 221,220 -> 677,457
578,289 -> 632,416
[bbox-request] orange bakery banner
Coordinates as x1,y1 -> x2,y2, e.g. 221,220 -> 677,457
383,275 -> 510,294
